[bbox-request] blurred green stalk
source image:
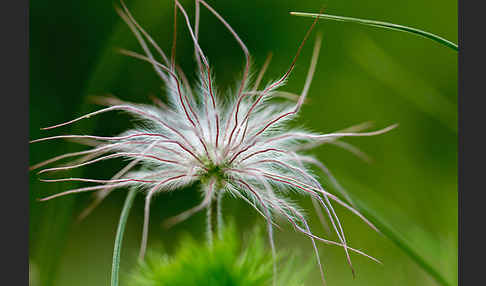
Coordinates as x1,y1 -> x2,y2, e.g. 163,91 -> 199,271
352,198 -> 452,286
290,12 -> 458,51
111,189 -> 137,286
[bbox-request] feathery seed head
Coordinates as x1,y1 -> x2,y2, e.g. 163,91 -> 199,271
30,1 -> 397,284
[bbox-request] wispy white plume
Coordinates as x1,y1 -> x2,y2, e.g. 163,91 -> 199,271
30,1 -> 397,285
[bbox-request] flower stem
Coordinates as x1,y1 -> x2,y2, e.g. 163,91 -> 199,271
216,190 -> 224,239
206,203 -> 213,248
111,189 -> 137,286
290,12 -> 458,51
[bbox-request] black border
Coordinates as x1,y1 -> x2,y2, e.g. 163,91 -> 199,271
4,0 -> 29,284
459,0 -> 486,285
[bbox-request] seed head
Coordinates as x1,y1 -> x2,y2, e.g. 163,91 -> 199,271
30,1 -> 397,285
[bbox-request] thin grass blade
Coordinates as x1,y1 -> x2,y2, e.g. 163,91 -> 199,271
290,12 -> 458,51
111,189 -> 137,286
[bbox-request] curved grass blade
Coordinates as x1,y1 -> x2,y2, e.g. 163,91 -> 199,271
290,12 -> 458,51
111,189 -> 137,286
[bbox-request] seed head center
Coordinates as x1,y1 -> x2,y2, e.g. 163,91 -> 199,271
203,161 -> 228,181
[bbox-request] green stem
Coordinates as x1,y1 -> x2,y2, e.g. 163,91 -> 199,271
206,203 -> 213,248
290,12 -> 458,51
111,189 -> 137,286
216,190 -> 224,240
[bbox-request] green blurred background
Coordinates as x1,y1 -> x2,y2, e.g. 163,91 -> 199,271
29,0 -> 457,285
